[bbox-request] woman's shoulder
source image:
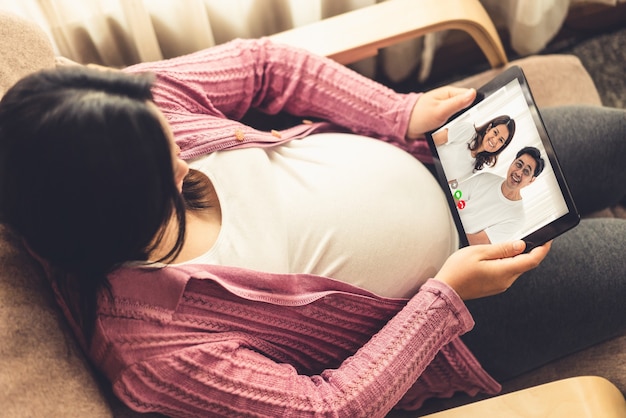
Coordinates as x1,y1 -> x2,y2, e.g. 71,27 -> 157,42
446,120 -> 475,145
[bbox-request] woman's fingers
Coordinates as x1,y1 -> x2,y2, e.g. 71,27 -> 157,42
407,86 -> 476,139
434,240 -> 552,300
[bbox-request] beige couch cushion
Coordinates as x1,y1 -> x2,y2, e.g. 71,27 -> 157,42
452,54 -> 603,108
0,12 -> 55,96
0,226 -> 113,417
0,12 -> 113,418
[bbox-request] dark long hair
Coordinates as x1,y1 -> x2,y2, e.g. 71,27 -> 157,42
0,66 -> 188,340
468,115 -> 516,172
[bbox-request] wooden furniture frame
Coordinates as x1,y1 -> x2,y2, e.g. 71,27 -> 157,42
422,376 -> 626,418
270,0 -> 507,68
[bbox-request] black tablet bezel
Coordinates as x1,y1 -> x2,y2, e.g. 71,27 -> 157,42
425,66 -> 580,252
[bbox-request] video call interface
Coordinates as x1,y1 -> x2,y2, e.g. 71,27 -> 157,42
432,78 -> 569,244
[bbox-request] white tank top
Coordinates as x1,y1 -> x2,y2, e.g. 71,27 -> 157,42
185,133 -> 458,298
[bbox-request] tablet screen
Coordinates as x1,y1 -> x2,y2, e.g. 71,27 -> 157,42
426,66 -> 579,251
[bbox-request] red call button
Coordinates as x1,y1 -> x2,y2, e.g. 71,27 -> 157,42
457,200 -> 466,210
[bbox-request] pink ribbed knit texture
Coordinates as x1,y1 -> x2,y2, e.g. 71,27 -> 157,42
125,37 -> 433,163
87,264 -> 499,417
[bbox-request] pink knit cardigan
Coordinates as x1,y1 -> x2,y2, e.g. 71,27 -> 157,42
91,266 -> 499,417
84,38 -> 500,417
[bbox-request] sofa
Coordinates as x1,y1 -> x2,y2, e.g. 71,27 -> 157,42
1,6 -> 625,417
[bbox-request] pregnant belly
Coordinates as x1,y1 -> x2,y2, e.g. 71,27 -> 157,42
276,133 -> 459,298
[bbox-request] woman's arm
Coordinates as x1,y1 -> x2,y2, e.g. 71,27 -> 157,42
101,241 -> 548,417
126,38 -> 419,143
107,280 -> 479,417
432,128 -> 449,146
467,231 -> 491,245
125,39 -> 476,162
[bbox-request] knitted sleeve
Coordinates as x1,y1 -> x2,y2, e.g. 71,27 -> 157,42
124,38 -> 426,160
106,280 -> 487,417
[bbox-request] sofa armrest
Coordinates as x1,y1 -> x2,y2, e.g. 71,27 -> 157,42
421,376 -> 626,418
451,54 -> 602,108
0,226 -> 113,417
0,12 -> 55,97
269,0 -> 507,68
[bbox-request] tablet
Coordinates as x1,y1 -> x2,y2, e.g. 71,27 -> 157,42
426,66 -> 579,252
